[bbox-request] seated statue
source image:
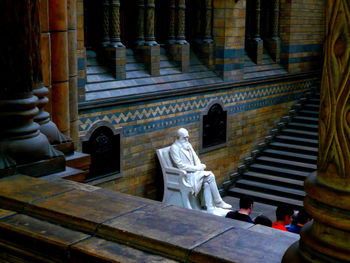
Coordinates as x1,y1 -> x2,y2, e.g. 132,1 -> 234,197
170,128 -> 232,216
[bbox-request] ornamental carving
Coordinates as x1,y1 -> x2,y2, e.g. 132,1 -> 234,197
318,0 -> 350,178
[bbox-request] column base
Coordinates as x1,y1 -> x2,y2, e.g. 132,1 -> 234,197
247,38 -> 263,64
105,45 -> 126,80
265,37 -> 281,63
169,43 -> 190,73
283,171 -> 350,263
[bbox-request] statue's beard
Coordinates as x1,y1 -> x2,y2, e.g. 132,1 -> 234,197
179,140 -> 191,150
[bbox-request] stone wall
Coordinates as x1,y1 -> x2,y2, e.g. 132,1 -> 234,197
78,78 -> 316,199
280,0 -> 325,72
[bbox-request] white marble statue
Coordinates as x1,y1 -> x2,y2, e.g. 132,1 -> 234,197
170,128 -> 232,216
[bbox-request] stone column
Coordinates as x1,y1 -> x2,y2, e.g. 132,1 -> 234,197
145,0 -> 158,46
201,0 -> 215,70
194,0 -> 203,45
67,0 -> 79,148
167,0 -> 176,45
248,0 -> 263,64
283,0 -> 350,262
77,0 -> 86,102
49,0 -> 70,136
49,0 -> 74,154
142,0 -> 160,75
171,0 -> 190,72
39,0 -> 53,117
0,0 -> 65,177
266,0 -> 280,62
37,0 -> 70,148
203,0 -> 213,44
102,0 -> 110,47
106,0 -> 126,80
136,0 -> 145,47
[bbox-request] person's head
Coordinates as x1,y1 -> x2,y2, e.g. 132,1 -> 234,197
239,196 -> 254,213
296,208 -> 312,225
177,128 -> 190,147
254,215 -> 272,227
276,205 -> 294,225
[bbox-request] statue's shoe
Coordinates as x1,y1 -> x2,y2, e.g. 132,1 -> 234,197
207,207 -> 230,217
215,200 -> 232,209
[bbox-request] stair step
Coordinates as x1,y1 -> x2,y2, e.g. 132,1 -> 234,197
292,116 -> 319,124
281,129 -> 318,139
66,152 -> 91,171
256,156 -> 317,171
243,171 -> 304,188
275,135 -> 318,147
270,142 -> 318,155
287,122 -> 319,132
236,179 -> 305,200
303,104 -> 319,110
263,149 -> 317,164
40,166 -> 88,183
250,163 -> 310,179
269,142 -> 318,155
298,110 -> 319,117
309,98 -> 320,104
227,187 -> 304,208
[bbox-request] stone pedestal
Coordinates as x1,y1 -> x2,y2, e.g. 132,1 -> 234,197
266,37 -> 281,63
170,44 -> 190,73
142,45 -> 160,76
200,42 -> 215,70
248,38 -> 263,65
106,45 -> 126,80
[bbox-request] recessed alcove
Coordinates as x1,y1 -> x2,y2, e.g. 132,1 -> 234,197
81,121 -> 122,184
199,99 -> 228,154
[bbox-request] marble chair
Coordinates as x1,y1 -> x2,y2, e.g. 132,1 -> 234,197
156,146 -> 202,211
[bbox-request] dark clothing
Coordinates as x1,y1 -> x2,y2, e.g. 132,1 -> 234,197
226,211 -> 254,224
286,224 -> 302,234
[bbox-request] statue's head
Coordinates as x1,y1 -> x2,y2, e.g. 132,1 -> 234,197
177,128 -> 190,146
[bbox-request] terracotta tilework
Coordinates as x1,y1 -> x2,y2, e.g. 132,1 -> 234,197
78,78 -> 316,199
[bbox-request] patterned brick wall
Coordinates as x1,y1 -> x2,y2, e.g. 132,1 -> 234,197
77,0 -> 86,101
213,0 -> 246,81
78,78 -> 316,199
280,0 -> 325,72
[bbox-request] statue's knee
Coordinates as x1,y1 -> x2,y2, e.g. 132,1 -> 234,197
207,173 -> 215,183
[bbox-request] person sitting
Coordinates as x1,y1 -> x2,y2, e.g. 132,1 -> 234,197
170,128 -> 232,216
272,205 -> 294,231
286,208 -> 312,234
226,196 -> 254,224
254,215 -> 272,227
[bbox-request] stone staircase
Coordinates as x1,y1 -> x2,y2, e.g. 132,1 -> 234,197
227,90 -> 320,209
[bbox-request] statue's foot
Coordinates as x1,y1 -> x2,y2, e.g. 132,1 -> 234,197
215,200 -> 232,209
207,207 -> 228,217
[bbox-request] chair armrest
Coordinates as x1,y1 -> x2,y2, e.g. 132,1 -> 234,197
164,167 -> 187,175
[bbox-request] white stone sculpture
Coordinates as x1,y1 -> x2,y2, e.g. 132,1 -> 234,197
168,128 -> 232,216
